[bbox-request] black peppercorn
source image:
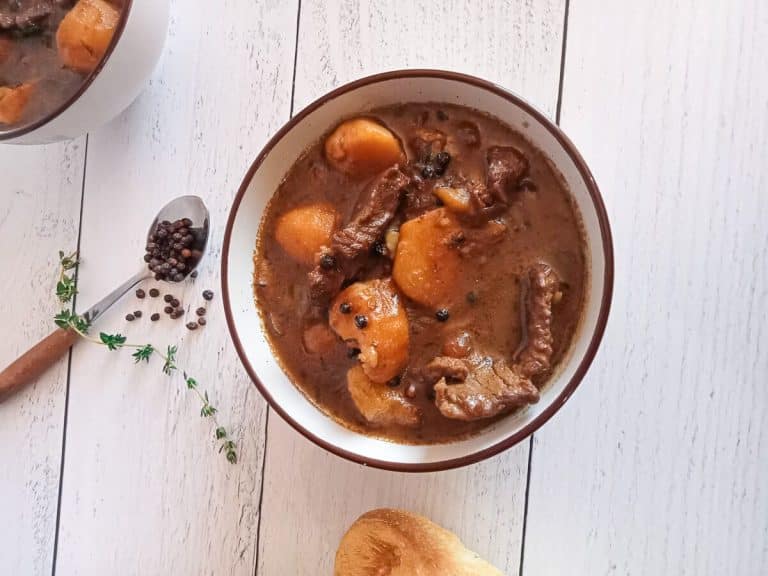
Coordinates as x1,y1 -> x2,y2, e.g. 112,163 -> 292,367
164,306 -> 174,314
372,241 -> 386,256
435,308 -> 450,322
149,288 -> 160,298
186,321 -> 198,330
319,253 -> 336,270
170,298 -> 180,308
346,347 -> 361,358
339,302 -> 352,314
354,315 -> 368,329
164,294 -> 173,303
150,313 -> 160,322
135,289 -> 146,299
125,313 -> 135,322
133,310 -> 142,319
196,307 -> 206,317
387,375 -> 401,388
190,269 -> 198,279
197,317 -> 207,326
202,290 -> 214,301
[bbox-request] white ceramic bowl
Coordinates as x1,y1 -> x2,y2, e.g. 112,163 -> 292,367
223,70 -> 614,471
1,0 -> 169,145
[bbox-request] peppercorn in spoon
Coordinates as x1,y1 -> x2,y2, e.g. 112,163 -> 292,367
0,195 -> 210,402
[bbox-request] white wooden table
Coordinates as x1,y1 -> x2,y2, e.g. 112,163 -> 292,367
2,1 -> 767,574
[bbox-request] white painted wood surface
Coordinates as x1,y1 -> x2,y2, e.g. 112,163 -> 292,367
51,1 -> 297,574
523,1 -> 768,575
1,1 -> 766,575
0,141 -> 84,576
257,2 -> 565,575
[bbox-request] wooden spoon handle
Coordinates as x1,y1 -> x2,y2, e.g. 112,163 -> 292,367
0,329 -> 79,403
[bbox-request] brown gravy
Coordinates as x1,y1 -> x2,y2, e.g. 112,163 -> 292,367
254,103 -> 587,444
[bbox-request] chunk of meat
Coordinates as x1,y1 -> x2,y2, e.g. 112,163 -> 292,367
57,0 -> 119,73
274,203 -> 338,266
309,167 -> 409,305
426,354 -> 539,421
515,263 -> 560,378
302,322 -> 338,355
409,128 -> 446,158
329,278 -> 409,383
392,207 -> 462,308
325,118 -> 405,179
0,83 -> 33,124
0,35 -> 13,63
0,0 -> 52,32
485,146 -> 529,205
346,366 -> 421,428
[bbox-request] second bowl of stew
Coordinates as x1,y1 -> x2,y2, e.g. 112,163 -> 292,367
223,70 -> 613,471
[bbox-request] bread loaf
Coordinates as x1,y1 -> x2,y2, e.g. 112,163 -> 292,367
335,508 -> 504,575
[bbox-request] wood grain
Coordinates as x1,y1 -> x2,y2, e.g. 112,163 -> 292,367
0,140 -> 85,576
257,1 -> 566,574
51,1 -> 297,574
522,1 -> 768,574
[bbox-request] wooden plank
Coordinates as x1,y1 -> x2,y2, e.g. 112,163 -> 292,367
257,1 -> 566,574
523,1 -> 768,574
0,140 -> 85,576
52,1 -> 298,574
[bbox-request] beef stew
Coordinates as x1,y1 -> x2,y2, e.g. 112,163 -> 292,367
254,103 -> 588,443
0,0 -> 123,129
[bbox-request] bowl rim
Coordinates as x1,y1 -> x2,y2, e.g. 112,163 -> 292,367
221,68 -> 614,472
0,0 -> 135,142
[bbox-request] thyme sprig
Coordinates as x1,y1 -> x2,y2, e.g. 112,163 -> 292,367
54,250 -> 237,464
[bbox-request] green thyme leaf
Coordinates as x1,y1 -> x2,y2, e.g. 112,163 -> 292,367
162,345 -> 178,375
99,333 -> 127,351
132,344 -> 154,363
215,426 -> 227,439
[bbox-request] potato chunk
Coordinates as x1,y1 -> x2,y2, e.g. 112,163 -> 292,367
433,186 -> 471,214
392,208 -> 462,308
329,278 -> 409,384
324,118 -> 404,178
0,84 -> 33,125
57,0 -> 120,74
275,203 -> 338,265
346,366 -> 421,428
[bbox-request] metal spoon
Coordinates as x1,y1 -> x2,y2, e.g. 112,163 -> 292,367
0,195 -> 210,402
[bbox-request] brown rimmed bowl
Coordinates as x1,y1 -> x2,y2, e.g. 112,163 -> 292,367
222,70 -> 613,472
1,0 -> 169,145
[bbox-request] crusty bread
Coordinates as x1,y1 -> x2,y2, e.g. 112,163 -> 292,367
334,508 -> 504,576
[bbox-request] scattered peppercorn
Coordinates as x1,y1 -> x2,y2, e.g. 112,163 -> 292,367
197,317 -> 207,326
186,321 -> 198,331
133,310 -> 142,318
387,375 -> 401,388
339,302 -> 352,314
150,313 -> 160,322
171,310 -> 184,319
170,298 -> 180,308
420,151 -> 451,178
319,253 -> 337,270
202,290 -> 214,301
354,315 -> 368,329
125,313 -> 135,322
149,288 -> 160,298
164,306 -> 174,314
135,289 -> 146,299
435,308 -> 450,322
195,307 -> 206,317
347,347 -> 361,358
164,294 -> 173,303
372,241 -> 386,256
190,269 -> 198,279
